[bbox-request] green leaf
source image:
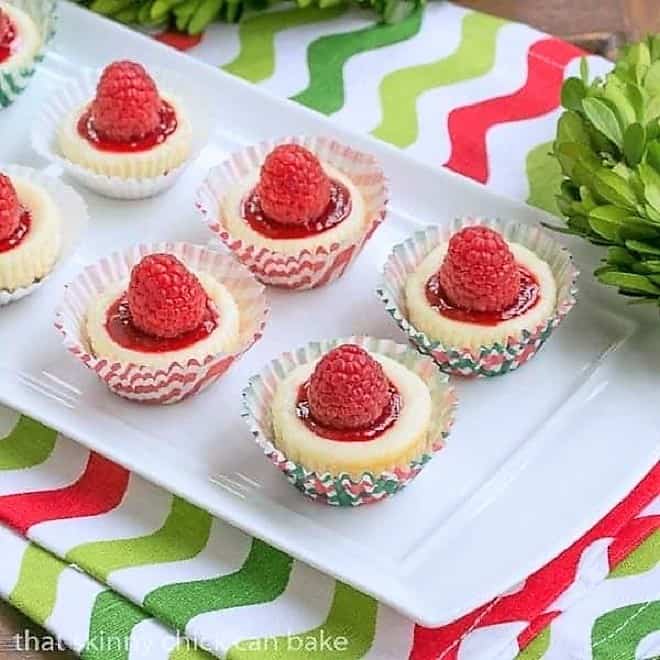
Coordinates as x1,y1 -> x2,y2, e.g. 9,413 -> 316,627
638,162 -> 660,188
580,57 -> 590,84
590,205 -> 630,222
645,61 -> 660,95
625,239 -> 660,256
619,218 -> 660,241
589,216 -> 622,241
554,142 -> 599,181
606,246 -> 636,267
561,77 -> 587,111
645,184 -> 660,213
556,110 -> 591,146
597,271 -> 660,294
645,95 -> 660,123
624,122 -> 646,166
637,259 -> 660,272
647,140 -> 660,170
651,35 -> 660,62
583,97 -> 624,148
591,168 -> 638,209
626,83 -> 646,121
604,81 -> 638,128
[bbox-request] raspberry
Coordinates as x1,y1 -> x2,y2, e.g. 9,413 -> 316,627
91,61 -> 162,143
439,226 -> 520,313
127,254 -> 207,339
308,344 -> 391,430
0,9 -> 12,43
0,174 -> 20,242
257,144 -> 331,225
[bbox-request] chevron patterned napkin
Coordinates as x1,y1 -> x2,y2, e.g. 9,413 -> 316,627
0,2 -> 659,659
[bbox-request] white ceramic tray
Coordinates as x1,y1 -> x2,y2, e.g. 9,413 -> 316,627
1,1 -> 658,627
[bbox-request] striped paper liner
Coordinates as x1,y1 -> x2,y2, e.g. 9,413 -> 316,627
196,136 -> 389,290
31,66 -> 212,199
378,218 -> 579,378
0,163 -> 88,306
54,242 -> 269,404
241,336 -> 457,507
0,0 -> 56,108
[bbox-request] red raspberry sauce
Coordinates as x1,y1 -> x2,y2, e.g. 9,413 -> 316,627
0,208 -> 31,253
241,180 -> 352,239
425,264 -> 540,326
77,101 -> 178,153
105,294 -> 218,353
0,20 -> 16,64
295,382 -> 401,442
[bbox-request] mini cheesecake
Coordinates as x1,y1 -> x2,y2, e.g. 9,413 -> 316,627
271,344 -> 432,477
0,2 -> 41,74
57,61 -> 192,180
0,172 -> 61,293
85,253 -> 240,369
405,226 -> 557,351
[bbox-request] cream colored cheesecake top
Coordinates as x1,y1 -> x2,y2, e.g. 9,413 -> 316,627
57,94 -> 192,180
220,163 -> 367,256
405,240 -> 557,351
0,3 -> 41,72
0,176 -> 61,292
271,352 -> 432,477
86,272 -> 240,369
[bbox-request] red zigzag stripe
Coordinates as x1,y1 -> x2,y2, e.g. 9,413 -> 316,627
444,37 -> 585,184
0,453 -> 129,535
410,463 -> 660,660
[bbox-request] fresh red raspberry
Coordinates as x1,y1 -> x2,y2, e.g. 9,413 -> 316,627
257,144 -> 331,225
91,61 -> 162,143
439,226 -> 520,313
0,9 -> 13,44
308,344 -> 391,430
0,174 -> 20,242
127,254 -> 207,339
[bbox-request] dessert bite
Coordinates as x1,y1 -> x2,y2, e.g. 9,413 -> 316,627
0,2 -> 41,75
86,253 -> 240,370
0,171 -> 61,294
243,338 -> 456,506
198,138 -> 388,289
57,61 -> 193,181
405,226 -> 557,352
379,220 -> 578,377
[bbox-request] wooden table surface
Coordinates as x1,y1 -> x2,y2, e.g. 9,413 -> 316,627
1,1 -> 658,658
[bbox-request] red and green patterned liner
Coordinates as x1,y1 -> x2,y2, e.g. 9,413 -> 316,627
196,135 -> 388,290
241,336 -> 457,507
0,0 -> 56,108
377,217 -> 579,378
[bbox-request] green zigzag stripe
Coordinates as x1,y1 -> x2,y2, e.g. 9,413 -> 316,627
516,628 -> 551,660
223,5 -> 347,84
609,529 -> 659,579
170,641 -> 216,660
526,140 -> 562,216
144,539 -> 293,630
66,497 -> 212,583
9,544 -> 66,626
372,11 -> 507,148
226,582 -> 377,659
82,590 -> 149,660
291,6 -> 423,115
592,601 -> 660,660
0,416 -> 57,470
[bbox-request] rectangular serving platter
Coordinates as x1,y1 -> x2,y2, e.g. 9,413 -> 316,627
1,1 -> 659,626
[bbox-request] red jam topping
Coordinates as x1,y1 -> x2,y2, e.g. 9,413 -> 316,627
0,208 -> 30,253
241,179 -> 352,239
295,382 -> 401,442
105,294 -> 218,353
426,265 -> 540,326
0,17 -> 17,64
77,101 -> 178,154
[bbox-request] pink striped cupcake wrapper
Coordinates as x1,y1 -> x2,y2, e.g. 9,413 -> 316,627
241,336 -> 457,507
377,218 -> 579,378
54,241 -> 269,404
196,136 -> 388,290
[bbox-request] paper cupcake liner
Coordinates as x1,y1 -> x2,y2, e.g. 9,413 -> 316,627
54,242 -> 269,404
0,163 -> 88,306
0,0 -> 56,108
377,218 -> 579,378
31,66 -> 212,199
196,136 -> 388,290
241,336 -> 457,507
